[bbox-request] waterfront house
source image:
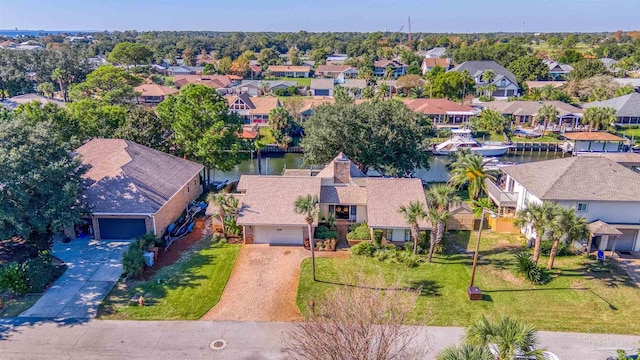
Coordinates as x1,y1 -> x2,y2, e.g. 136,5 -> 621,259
449,61 -> 519,98
235,153 -> 430,245
560,132 -> 627,154
486,156 -> 640,252
583,93 -> 640,125
225,93 -> 281,125
482,100 -> 583,128
402,98 -> 480,125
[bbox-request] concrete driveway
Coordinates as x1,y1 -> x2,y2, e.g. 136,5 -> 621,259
201,245 -> 346,322
19,238 -> 130,319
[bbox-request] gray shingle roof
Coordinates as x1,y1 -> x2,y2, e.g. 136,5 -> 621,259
76,139 -> 204,214
483,100 -> 583,117
315,153 -> 366,179
588,220 -> 623,236
320,185 -> 367,204
449,61 -> 518,86
310,78 -> 335,90
583,93 -> 640,117
502,156 -> 640,201
366,178 -> 430,229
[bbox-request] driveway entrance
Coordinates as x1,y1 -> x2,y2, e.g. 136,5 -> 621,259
201,245 -> 346,322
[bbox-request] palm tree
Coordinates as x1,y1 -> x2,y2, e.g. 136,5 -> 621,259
465,316 -> 543,360
37,82 -> 55,99
481,69 -> 495,84
207,193 -> 230,235
436,343 -> 494,360
460,69 -> 474,105
425,184 -> 461,262
536,104 -> 559,134
409,86 -> 425,99
449,153 -> 497,201
398,201 -> 427,255
51,68 -> 68,102
514,201 -> 560,265
378,82 -> 390,99
258,81 -> 270,95
527,87 -> 543,101
548,207 -> 589,269
582,106 -> 617,132
294,194 -> 319,281
485,84 -> 498,99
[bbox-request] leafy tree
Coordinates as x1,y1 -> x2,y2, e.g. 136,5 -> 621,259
396,74 -> 425,95
397,201 -> 427,255
257,47 -> 281,66
288,47 -> 301,66
217,56 -> 232,74
582,106 -> 617,132
536,104 -> 559,133
70,65 -> 142,105
514,201 -> 560,265
449,153 -> 497,200
407,63 -> 422,75
302,100 -> 432,176
14,101 -> 78,146
470,109 -> 512,143
114,106 -> 173,152
268,107 -> 294,146
566,75 -> 620,102
36,82 -> 56,98
425,184 -> 460,261
507,56 -> 550,84
231,56 -> 250,77
293,194 -> 319,281
67,99 -> 127,140
615,85 -> 635,97
558,49 -> 584,64
202,63 -> 216,75
157,84 -> 246,184
107,42 -> 154,67
465,316 -> 544,360
569,59 -> 607,80
0,116 -> 87,253
548,207 -> 588,269
431,71 -> 474,101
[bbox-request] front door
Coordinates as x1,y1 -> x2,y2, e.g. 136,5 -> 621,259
330,205 -> 356,221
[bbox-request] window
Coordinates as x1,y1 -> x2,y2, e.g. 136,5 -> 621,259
404,229 -> 411,241
350,205 -> 357,218
187,184 -> 190,193
334,205 -> 350,220
329,205 -> 335,215
386,229 -> 393,241
500,79 -> 506,86
577,202 -> 588,211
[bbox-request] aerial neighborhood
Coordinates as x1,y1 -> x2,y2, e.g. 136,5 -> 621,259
1,23 -> 640,359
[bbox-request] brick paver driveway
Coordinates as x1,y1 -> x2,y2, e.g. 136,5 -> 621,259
201,244 -> 346,322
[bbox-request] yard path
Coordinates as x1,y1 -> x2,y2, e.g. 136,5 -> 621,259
617,256 -> 640,285
201,245 -> 346,322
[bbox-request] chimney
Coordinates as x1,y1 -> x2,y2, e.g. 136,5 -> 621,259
333,153 -> 351,185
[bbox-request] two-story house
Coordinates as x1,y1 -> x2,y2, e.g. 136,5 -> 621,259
373,59 -> 408,78
235,153 -> 429,245
134,83 -> 179,106
225,93 -> 281,125
486,156 -> 640,252
583,93 -> 640,126
543,60 -> 574,81
449,61 -> 519,98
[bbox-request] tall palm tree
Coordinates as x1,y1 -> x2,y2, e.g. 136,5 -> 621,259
425,184 -> 461,262
378,82 -> 390,99
514,201 -> 560,265
485,84 -> 498,99
207,192 -> 230,235
398,201 -> 427,255
37,82 -> 55,99
449,153 -> 497,201
548,207 -> 589,270
436,343 -> 494,360
294,194 -> 319,281
465,316 -> 544,360
51,68 -> 68,102
582,106 -> 617,132
536,104 -> 559,134
460,69 -> 474,105
409,86 -> 425,99
481,69 -> 495,84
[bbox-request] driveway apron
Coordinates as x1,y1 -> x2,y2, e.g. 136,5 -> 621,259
19,238 -> 130,319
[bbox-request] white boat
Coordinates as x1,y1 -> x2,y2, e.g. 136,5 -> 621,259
433,129 -> 510,156
482,157 -> 516,171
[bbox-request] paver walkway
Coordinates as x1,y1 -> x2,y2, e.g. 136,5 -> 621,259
617,256 -> 640,285
19,238 -> 130,319
201,245 -> 346,322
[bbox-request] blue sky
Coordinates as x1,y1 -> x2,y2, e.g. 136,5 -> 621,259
0,0 -> 638,33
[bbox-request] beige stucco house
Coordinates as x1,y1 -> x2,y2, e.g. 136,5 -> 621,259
236,153 -> 430,245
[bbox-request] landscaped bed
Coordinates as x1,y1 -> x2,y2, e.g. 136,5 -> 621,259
98,236 -> 241,320
297,230 -> 640,335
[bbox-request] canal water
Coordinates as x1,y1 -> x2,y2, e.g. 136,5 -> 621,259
213,152 -> 567,183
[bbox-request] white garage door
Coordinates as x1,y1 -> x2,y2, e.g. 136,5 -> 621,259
254,226 -> 303,245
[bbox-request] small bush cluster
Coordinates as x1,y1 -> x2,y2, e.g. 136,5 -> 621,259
315,239 -> 338,251
315,226 -> 338,240
515,252 -> 549,285
540,240 -> 571,257
346,223 -> 371,241
0,250 -> 65,295
350,242 -> 422,268
122,240 -> 146,278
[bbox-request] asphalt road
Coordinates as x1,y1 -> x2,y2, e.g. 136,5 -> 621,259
0,318 -> 637,359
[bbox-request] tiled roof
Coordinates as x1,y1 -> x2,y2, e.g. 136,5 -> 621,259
562,132 -> 625,141
248,96 -> 280,115
76,139 -> 203,214
584,93 -> 640,117
134,83 -> 179,97
403,98 -> 479,115
366,178 -> 430,228
422,57 -> 451,68
299,97 -> 335,113
502,157 -> 640,201
172,74 -> 232,88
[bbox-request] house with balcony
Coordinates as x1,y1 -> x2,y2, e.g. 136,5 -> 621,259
234,153 -> 429,245
134,83 -> 179,105
449,61 -> 519,98
583,93 -> 640,125
315,65 -> 358,79
543,60 -> 573,80
373,59 -> 408,78
402,98 -> 480,125
225,93 -> 281,125
486,156 -> 640,252
482,100 -> 583,128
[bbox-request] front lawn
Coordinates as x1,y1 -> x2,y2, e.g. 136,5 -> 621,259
99,238 -> 241,320
297,231 -> 640,334
274,77 -> 312,87
0,294 -> 40,317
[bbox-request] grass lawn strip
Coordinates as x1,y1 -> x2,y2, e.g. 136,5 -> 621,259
99,238 -> 241,320
297,231 -> 640,335
0,294 -> 41,317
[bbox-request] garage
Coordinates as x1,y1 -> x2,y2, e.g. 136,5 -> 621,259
254,226 -> 303,245
97,218 -> 148,240
314,89 -> 331,96
615,229 -> 638,251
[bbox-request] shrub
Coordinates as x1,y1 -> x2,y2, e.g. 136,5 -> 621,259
347,223 -> 371,241
395,251 -> 422,268
315,226 -> 329,234
24,252 -> 65,293
139,233 -> 158,249
348,222 -> 363,232
350,242 -> 377,257
0,262 -> 30,295
373,230 -> 384,247
540,240 -> 569,257
315,226 -> 338,240
514,252 -> 548,285
122,240 -> 146,278
375,249 -> 393,261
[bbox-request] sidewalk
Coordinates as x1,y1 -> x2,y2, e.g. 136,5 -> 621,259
0,318 -> 637,360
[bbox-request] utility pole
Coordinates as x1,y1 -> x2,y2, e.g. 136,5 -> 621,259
408,16 -> 412,43
522,21 -> 525,36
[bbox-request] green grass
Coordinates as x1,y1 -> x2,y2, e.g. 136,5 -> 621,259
297,231 -> 640,334
530,42 -> 595,55
274,77 -> 312,87
0,294 -> 40,317
99,239 -> 241,320
257,127 -> 276,145
616,128 -> 640,145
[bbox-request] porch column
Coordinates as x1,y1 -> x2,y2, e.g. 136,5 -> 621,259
610,236 -> 618,258
598,235 -> 609,251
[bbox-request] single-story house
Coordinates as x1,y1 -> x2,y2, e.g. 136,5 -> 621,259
225,92 -> 281,125
576,152 -> 640,172
310,79 -> 335,97
449,61 -> 520,98
543,60 -> 573,80
373,59 -> 408,78
173,75 -> 232,91
482,100 -> 583,127
134,83 -> 179,105
235,153 -> 430,245
298,97 -> 335,119
1,93 -> 66,109
75,139 -> 203,240
486,156 -> 640,252
583,93 -> 640,125
165,65 -> 205,76
423,47 -> 447,58
613,78 -> 640,93
233,80 -> 297,96
315,65 -> 358,78
560,132 -> 627,154
402,98 -> 480,125
267,65 -> 311,78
